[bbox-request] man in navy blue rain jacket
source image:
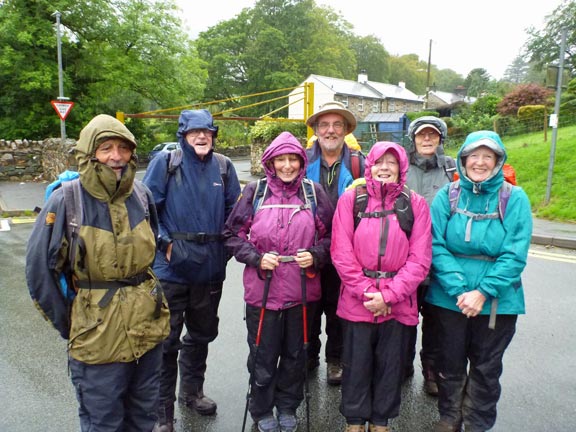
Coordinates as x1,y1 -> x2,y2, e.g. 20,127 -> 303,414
143,109 -> 241,432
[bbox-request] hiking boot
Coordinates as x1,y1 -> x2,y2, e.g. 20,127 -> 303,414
345,424 -> 366,432
422,362 -> 438,396
152,421 -> 174,432
278,412 -> 298,432
257,415 -> 280,432
434,419 -> 463,432
153,403 -> 175,432
327,362 -> 343,385
369,424 -> 391,432
178,389 -> 217,415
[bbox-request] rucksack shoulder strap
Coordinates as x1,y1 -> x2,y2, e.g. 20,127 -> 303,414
213,152 -> 229,190
252,178 -> 269,214
498,181 -> 514,221
394,185 -> 414,238
444,157 -> 457,181
353,184 -> 368,230
448,180 -> 461,214
350,151 -> 361,179
61,179 -> 83,267
167,147 -> 183,174
167,147 -> 184,186
301,178 -> 317,216
132,180 -> 150,220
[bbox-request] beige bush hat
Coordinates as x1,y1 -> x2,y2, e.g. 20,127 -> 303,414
306,101 -> 357,134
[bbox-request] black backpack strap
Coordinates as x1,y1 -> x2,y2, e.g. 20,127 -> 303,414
354,183 -> 413,238
444,156 -> 457,181
353,184 -> 368,230
213,152 -> 229,190
394,185 -> 413,238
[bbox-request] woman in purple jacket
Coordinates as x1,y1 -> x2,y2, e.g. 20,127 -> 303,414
224,131 -> 333,432
331,141 -> 432,432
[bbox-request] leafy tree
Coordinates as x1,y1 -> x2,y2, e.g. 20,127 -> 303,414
433,68 -> 466,93
388,54 -> 428,95
0,0 -> 204,143
464,68 -> 491,97
502,54 -> 530,84
496,83 -> 554,116
349,34 -> 390,83
470,95 -> 501,117
525,0 -> 576,76
195,0 -> 356,118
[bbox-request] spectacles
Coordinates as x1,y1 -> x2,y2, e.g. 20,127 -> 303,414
187,129 -> 214,138
416,131 -> 439,139
317,121 -> 345,133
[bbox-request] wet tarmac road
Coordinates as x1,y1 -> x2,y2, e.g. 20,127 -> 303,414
1,223 -> 576,431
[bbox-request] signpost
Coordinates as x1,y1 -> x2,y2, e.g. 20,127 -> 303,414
51,100 -> 74,121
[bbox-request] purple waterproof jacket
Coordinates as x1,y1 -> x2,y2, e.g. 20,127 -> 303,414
331,141 -> 432,326
224,132 -> 333,310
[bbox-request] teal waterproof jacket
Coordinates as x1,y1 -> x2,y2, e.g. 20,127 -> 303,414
426,131 -> 532,315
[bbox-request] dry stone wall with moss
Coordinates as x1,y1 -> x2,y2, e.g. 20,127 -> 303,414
0,138 -> 75,182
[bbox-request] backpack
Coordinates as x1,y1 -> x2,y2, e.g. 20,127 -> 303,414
453,163 -> 517,186
444,156 -> 457,181
167,147 -> 229,188
448,180 -> 513,242
350,151 -> 362,179
44,173 -> 149,300
352,181 -> 414,238
252,177 -> 317,217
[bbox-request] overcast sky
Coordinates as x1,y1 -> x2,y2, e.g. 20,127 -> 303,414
174,0 -> 564,80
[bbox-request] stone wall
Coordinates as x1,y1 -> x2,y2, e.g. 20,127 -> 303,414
0,138 -> 75,182
0,138 -> 252,182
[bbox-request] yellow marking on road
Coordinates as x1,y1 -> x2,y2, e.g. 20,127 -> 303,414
529,248 -> 576,264
10,217 -> 37,224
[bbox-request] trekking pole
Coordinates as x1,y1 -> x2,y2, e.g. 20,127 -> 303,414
241,252 -> 277,432
298,248 -> 311,432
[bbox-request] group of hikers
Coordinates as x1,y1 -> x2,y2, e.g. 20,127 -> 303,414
25,100 -> 532,432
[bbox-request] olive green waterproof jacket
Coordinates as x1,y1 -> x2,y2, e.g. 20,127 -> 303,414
26,115 -> 169,364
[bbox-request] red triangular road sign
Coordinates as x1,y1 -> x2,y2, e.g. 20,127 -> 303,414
51,100 -> 74,121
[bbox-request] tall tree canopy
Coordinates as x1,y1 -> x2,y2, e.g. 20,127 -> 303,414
195,0 -> 357,116
0,0 -> 204,139
525,0 -> 576,76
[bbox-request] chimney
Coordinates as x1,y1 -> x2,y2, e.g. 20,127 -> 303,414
398,81 -> 406,88
358,69 -> 368,83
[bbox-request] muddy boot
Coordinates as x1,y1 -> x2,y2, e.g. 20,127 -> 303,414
422,361 -> 438,396
327,361 -> 343,386
178,386 -> 217,415
153,403 -> 175,432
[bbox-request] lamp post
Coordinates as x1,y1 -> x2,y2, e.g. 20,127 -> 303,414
424,39 -> 432,109
545,28 -> 567,204
52,11 -> 68,142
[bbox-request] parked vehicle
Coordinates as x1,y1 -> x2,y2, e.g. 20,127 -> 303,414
148,142 -> 179,161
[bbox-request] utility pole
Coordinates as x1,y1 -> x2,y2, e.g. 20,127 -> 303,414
545,28 -> 567,204
52,11 -> 68,143
423,39 -> 432,109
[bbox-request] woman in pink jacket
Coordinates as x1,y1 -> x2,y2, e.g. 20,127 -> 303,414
331,141 -> 432,432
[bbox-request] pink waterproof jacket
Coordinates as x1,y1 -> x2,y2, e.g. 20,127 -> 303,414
332,141 -> 432,326
224,132 -> 333,310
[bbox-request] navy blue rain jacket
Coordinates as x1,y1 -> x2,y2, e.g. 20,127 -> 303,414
143,142 -> 241,284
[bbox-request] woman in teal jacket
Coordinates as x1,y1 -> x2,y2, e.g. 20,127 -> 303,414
426,131 -> 532,432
